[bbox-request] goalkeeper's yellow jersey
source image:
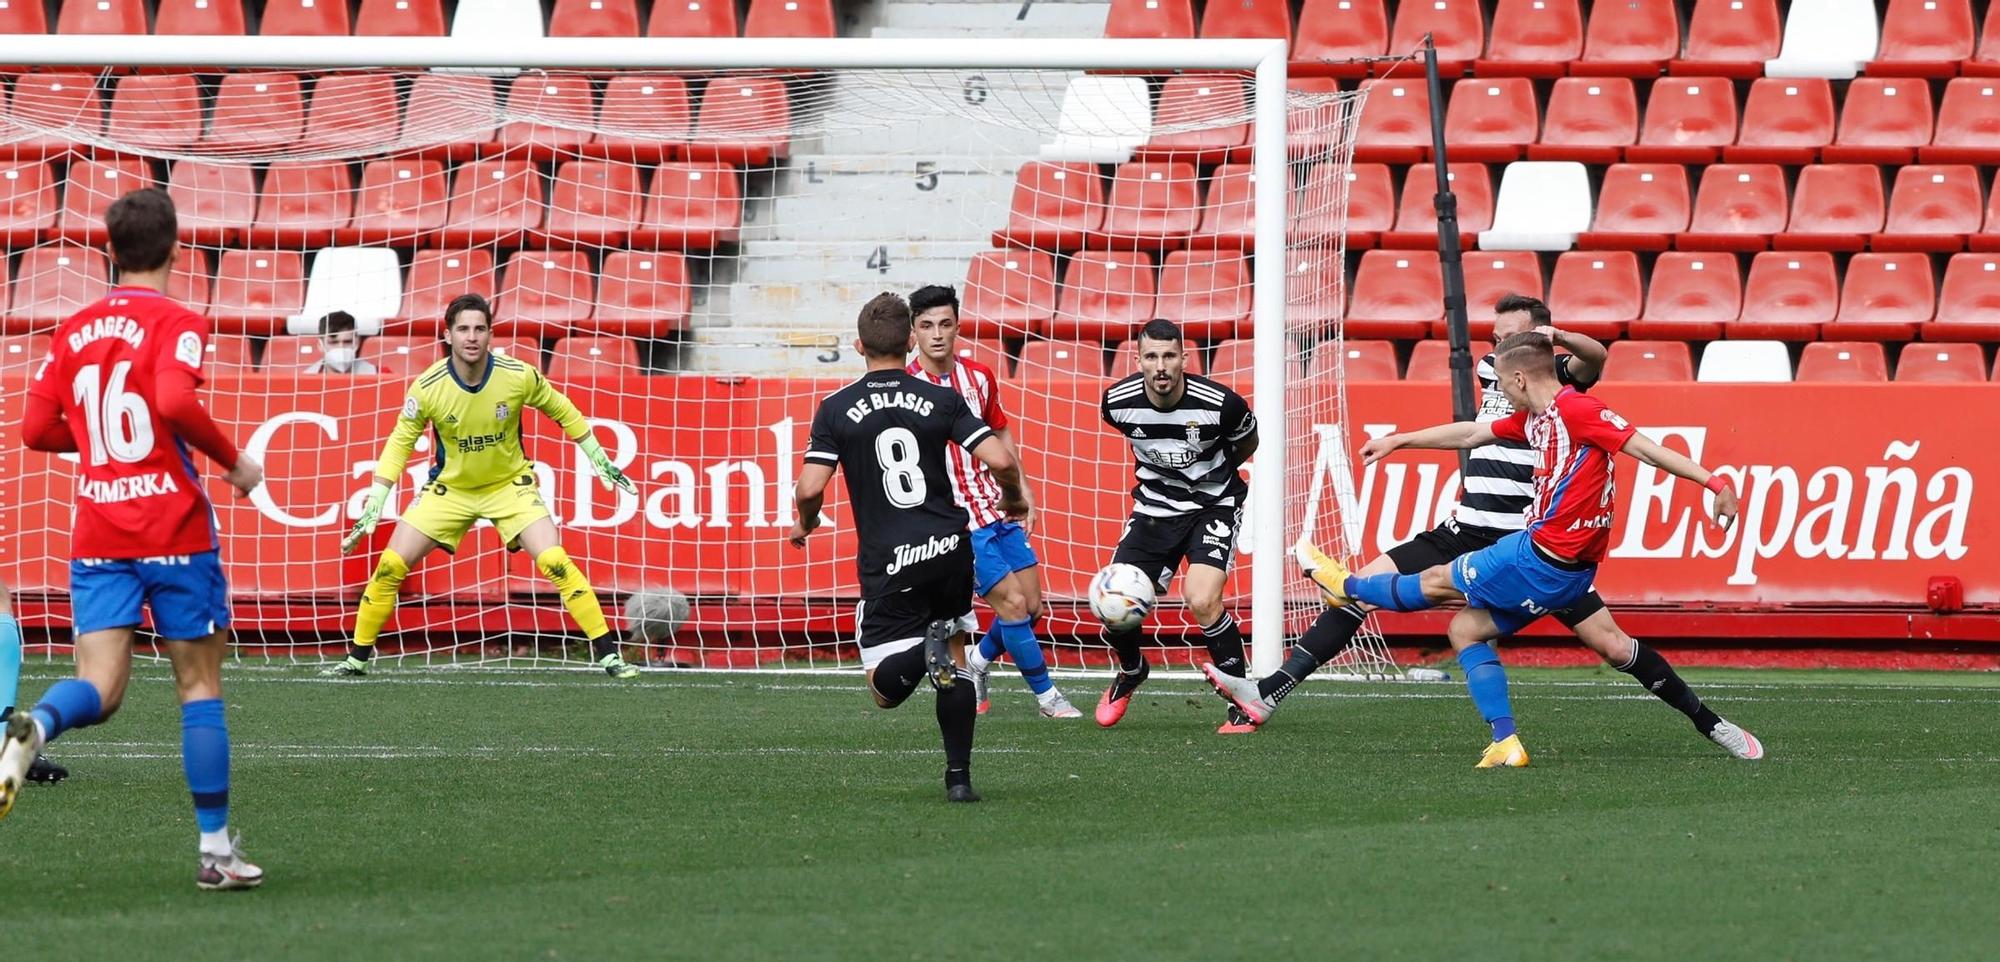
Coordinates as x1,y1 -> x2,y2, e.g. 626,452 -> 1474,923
373,352 -> 592,491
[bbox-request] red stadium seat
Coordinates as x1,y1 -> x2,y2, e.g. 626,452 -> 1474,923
551,0 -> 639,36
249,162 -> 352,248
1578,164 -> 1690,251
1382,163 -> 1492,249
1874,164 -> 1982,253
648,0 -> 738,36
1823,79 -> 1933,165
1015,340 -> 1106,379
1775,164 -> 1883,252
1136,75 -> 1247,164
948,338 -> 1008,378
1529,77 -> 1638,164
1191,164 -> 1254,250
340,159 -> 447,245
359,336 -> 440,376
591,75 -> 692,163
1318,339 -> 1399,380
1293,0 -> 1386,76
1348,249 -> 1440,340
402,74 -> 499,161
1546,251 -> 1641,340
1796,341 -> 1887,382
200,333 -> 253,374
1097,161 -> 1199,251
498,75 -> 596,160
683,77 -> 790,166
358,0 -> 446,35
204,72 -> 306,153
593,251 -> 690,335
1287,249 -> 1345,332
56,158 -> 155,246
262,334 -> 322,372
1678,163 -> 1787,252
1630,251 -> 1741,340
109,75 -> 202,152
1972,2 -> 2000,77
169,247 -> 212,315
1155,250 -> 1248,341
1226,77 -> 1347,163
1104,0 -> 1193,39
438,160 -> 543,248
7,74 -> 105,160
400,249 -> 495,326
499,251 -> 594,338
540,160 -> 644,246
1476,0 -> 1582,77
1454,252 -> 1545,339
56,0 -> 144,33
1735,251 -> 1835,340
0,162 -> 53,246
302,72 -> 402,154
1606,340 -> 1694,380
1868,0 -> 1973,78
9,246 -> 107,328
1302,162 -> 1391,249
1441,78 -> 1536,162
0,335 -> 47,373
1978,187 -> 2000,253
1576,0 -> 1680,76
1895,342 -> 1986,382
1923,79 -> 2000,165
1387,0 -> 1485,74
166,161 -> 254,245
210,250 -> 304,335
1628,76 -> 1738,164
260,0 -> 350,34
1352,78 -> 1432,163
1405,339 -> 1493,380
1050,250 -> 1154,341
1675,0 -> 1782,77
1726,78 -> 1835,164
495,338 -> 543,371
993,162 -> 1103,251
960,249 -> 1056,339
1829,252 -> 1933,341
1198,0 -> 1288,40
631,161 -> 742,250
745,0 -> 834,38
155,0 -> 245,35
551,337 -> 640,379
1205,339 -> 1306,380
1930,253 -> 2000,341
0,0 -> 46,32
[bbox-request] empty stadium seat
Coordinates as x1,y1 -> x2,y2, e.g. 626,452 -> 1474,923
1245,77 -> 1350,162
1097,162 -> 1199,251
1382,163 -> 1492,249
341,159 -> 448,245
1867,0 -> 1971,77
744,0 -> 833,38
1103,0 -> 1193,39
0,335 -> 47,373
1050,250 -> 1155,341
167,161 -> 254,245
648,0 -> 738,36
262,335 -> 323,372
1776,164 -> 1883,251
1015,340 -> 1106,379
9,245 -> 107,328
1293,0 -> 1386,75
1040,77 -> 1150,164
211,250 -> 305,334
1306,163 -> 1391,249
1630,251 -> 1741,340
438,160 -> 543,247
1830,252 -> 1933,340
1198,0 -> 1289,40
1477,0 -> 1582,77
1576,0 -> 1680,76
1606,340 -> 1695,380
302,72 -> 402,154
1766,0 -> 1879,79
1319,339 -> 1400,380
1387,0 -> 1486,73
249,162 -> 353,248
57,158 -> 155,246
1736,251 -> 1835,339
1347,249 -> 1439,340
1155,250 -> 1248,340
1191,164 -> 1254,250
0,162 -> 54,246
205,72 -> 306,153
1930,253 -> 2000,341
1978,189 -> 2000,253
591,75 -> 692,164
56,0 -> 144,33
170,249 -> 215,317
1353,79 -> 1432,164
261,0 -> 350,34
1205,339 -> 1305,380
1697,340 -> 1792,382
992,162 -> 1104,251
1923,79 -> 2000,165
541,160 -> 644,246
109,74 -> 202,152
1726,78 -> 1835,164
951,338 -> 1009,378
1676,0 -> 1783,77
684,76 -> 790,166
1405,339 -> 1493,380
290,247 -> 401,336
361,336 -> 441,376
1823,78 -> 1932,164
1287,249 -> 1347,331
1895,342 -> 1987,382
400,249 -> 495,325
1546,251 -> 1640,340
1679,163 -> 1788,251
1971,2 -> 2000,76
631,161 -> 742,250
0,0 -> 47,32
551,0 -> 639,36
1441,78 -> 1536,162
1456,253 -> 1545,338
1577,164 -> 1689,251
498,75 -> 595,160
6,74 -> 104,160
1136,76 -> 1247,164
499,251 -> 594,337
402,74 -> 499,161
1481,161 -> 1592,251
1629,77 -> 1738,163
960,249 -> 1056,339
1529,78 -> 1637,164
358,0 -> 447,35
593,251 -> 690,335
1796,341 -> 1888,381
1875,165 -> 1982,253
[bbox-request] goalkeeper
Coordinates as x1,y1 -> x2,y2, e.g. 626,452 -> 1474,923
324,294 -> 640,679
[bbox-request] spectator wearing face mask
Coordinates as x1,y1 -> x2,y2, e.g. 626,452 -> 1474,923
306,310 -> 379,375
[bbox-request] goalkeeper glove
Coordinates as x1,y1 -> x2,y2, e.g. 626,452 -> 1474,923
580,435 -> 636,495
341,481 -> 391,555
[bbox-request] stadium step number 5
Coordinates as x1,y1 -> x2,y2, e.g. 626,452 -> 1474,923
875,427 -> 926,508
73,361 -> 155,465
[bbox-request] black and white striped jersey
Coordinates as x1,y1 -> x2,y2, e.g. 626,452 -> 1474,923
1455,352 -> 1594,531
1101,373 -> 1257,519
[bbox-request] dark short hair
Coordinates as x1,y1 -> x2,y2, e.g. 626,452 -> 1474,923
857,292 -> 913,358
1138,318 -> 1183,346
444,293 -> 493,330
909,284 -> 959,317
1493,293 -> 1551,325
318,310 -> 358,337
1493,331 -> 1556,376
105,188 -> 177,273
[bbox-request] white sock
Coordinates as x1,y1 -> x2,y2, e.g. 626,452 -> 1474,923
1036,687 -> 1063,706
965,645 -> 990,673
199,828 -> 233,857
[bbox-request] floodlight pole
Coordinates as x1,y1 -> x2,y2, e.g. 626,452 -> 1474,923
1424,36 -> 1477,471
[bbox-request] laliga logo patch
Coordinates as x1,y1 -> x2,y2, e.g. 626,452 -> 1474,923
401,396 -> 420,419
1600,409 -> 1630,430
175,331 -> 203,369
1460,558 -> 1477,582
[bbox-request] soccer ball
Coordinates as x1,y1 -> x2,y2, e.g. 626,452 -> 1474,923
1089,564 -> 1156,631
623,586 -> 691,643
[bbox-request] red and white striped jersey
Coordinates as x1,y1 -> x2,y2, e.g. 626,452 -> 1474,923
907,355 -> 1011,529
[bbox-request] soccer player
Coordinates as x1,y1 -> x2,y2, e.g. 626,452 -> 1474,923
1,581 -> 67,784
1096,319 -> 1260,734
327,293 -> 639,678
1204,296 -> 1764,761
906,284 -> 1079,719
789,292 -> 1028,802
0,188 -> 266,888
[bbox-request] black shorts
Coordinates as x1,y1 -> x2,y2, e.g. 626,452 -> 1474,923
855,547 -> 974,669
1384,518 -> 1605,629
1112,503 -> 1243,594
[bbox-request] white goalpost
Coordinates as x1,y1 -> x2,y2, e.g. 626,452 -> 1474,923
0,34 -> 1401,680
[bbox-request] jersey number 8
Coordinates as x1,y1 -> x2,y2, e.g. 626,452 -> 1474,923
73,361 -> 156,466
874,426 -> 926,508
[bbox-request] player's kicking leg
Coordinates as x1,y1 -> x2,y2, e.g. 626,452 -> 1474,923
1181,562 -> 1256,735
1560,598 -> 1764,760
0,580 -> 66,783
861,602 -> 980,802
513,520 -> 638,678
962,521 -> 1078,718
325,521 -> 440,676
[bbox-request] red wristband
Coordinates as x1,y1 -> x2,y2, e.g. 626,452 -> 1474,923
1704,475 -> 1730,494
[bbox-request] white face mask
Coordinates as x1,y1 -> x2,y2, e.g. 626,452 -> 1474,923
322,346 -> 358,372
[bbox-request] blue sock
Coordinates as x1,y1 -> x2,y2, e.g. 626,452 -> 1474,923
1343,573 -> 1436,612
181,699 -> 230,833
977,631 -> 1005,664
1458,643 -> 1516,741
0,614 -> 20,712
30,678 -> 103,744
996,617 -> 1052,695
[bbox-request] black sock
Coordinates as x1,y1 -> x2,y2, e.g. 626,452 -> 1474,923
1201,612 -> 1246,678
870,645 -> 927,708
936,667 -> 975,786
347,643 -> 375,663
1617,642 -> 1721,735
1105,627 -> 1146,673
588,634 -> 619,661
1259,606 -> 1366,702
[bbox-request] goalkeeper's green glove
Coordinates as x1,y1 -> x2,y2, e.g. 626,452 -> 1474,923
580,435 -> 636,495
342,480 -> 391,556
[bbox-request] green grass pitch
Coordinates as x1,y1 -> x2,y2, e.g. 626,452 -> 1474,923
5,665 -> 1997,961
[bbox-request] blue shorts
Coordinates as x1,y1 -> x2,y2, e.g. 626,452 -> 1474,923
70,550 -> 232,640
1449,532 -> 1597,636
970,520 -> 1039,597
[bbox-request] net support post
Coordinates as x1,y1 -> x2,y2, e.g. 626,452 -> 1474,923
1249,42 -> 1290,676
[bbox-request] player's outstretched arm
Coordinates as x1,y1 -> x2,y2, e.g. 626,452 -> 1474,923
1620,433 -> 1739,529
1361,420 -> 1499,463
968,435 -> 1030,522
788,463 -> 835,548
1540,326 -> 1609,384
526,371 -> 634,494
